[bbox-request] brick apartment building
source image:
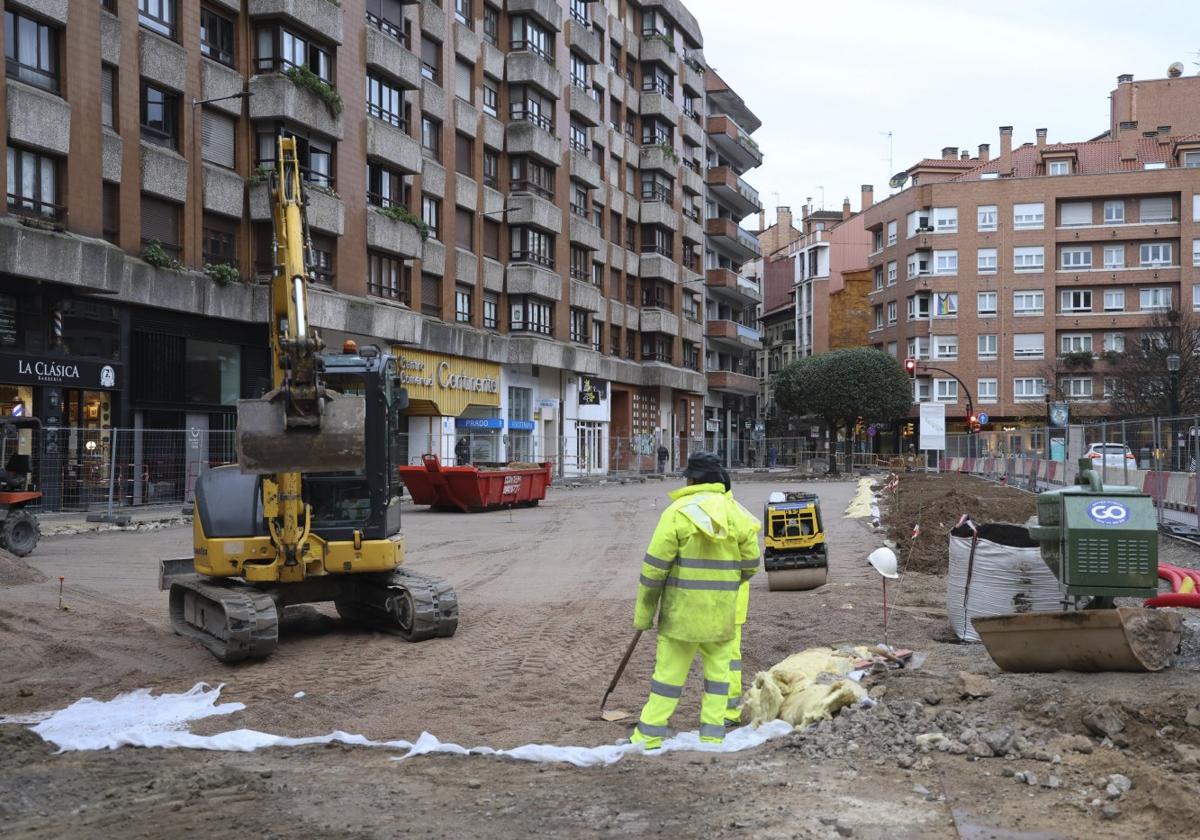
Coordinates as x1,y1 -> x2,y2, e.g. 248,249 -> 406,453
863,72 -> 1200,449
0,0 -> 763,486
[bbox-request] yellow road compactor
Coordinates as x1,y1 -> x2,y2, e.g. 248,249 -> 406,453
763,491 -> 829,591
159,137 -> 458,662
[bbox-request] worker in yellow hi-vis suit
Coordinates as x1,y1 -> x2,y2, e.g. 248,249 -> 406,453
631,452 -> 762,749
727,506 -> 753,724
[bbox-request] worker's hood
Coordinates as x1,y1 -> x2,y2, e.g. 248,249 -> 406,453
669,483 -> 732,538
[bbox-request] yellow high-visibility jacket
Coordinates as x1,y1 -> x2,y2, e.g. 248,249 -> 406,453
634,482 -> 763,643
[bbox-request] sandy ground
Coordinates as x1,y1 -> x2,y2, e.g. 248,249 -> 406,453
2,476 -> 1199,839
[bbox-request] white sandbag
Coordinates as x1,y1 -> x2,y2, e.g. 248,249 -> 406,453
947,522 -> 1062,642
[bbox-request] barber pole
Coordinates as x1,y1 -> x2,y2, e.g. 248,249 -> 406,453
53,309 -> 64,346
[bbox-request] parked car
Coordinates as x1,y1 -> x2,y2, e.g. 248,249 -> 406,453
1084,442 -> 1135,469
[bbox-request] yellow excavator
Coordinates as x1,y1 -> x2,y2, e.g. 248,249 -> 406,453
159,137 -> 458,662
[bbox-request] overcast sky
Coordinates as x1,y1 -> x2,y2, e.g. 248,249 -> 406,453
686,0 -> 1200,227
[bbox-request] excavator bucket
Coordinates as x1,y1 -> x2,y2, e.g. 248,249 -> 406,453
236,394 -> 366,474
973,607 -> 1184,673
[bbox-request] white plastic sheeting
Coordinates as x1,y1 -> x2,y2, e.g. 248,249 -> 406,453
947,523 -> 1062,642
6,683 -> 794,767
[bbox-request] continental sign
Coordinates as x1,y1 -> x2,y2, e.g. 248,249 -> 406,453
391,347 -> 501,416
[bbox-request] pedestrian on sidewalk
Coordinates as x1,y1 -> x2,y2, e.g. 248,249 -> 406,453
455,436 -> 471,466
630,452 -> 762,749
656,444 -> 669,474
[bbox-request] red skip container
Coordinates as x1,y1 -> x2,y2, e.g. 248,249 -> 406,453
398,454 -> 553,512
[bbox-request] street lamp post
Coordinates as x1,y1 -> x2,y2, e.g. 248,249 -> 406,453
1167,352 -> 1181,469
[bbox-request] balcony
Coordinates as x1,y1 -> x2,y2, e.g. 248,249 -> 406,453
681,55 -> 704,97
569,214 -> 602,251
202,163 -> 244,218
638,252 -> 679,283
248,0 -> 343,44
639,35 -> 675,66
705,267 -> 760,306
564,18 -> 601,64
506,0 -> 562,31
706,166 -> 760,221
705,115 -> 762,171
706,217 -> 760,260
640,308 -> 680,336
681,215 -> 703,245
640,199 -> 678,231
707,369 -> 760,396
367,118 -> 421,173
706,319 -> 762,351
507,193 -> 564,234
640,90 -> 681,123
1054,221 -> 1179,244
569,149 -> 601,188
367,208 -> 423,260
5,79 -> 71,156
680,160 -> 704,196
506,119 -> 561,167
566,84 -> 601,127
249,73 -> 342,139
639,142 -> 679,173
365,25 -> 422,90
506,50 -> 562,99
1054,264 -> 1181,287
506,263 -> 563,300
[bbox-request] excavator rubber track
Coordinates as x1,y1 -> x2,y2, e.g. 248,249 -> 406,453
335,568 -> 459,641
167,576 -> 280,664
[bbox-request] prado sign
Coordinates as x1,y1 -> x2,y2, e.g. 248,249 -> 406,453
391,347 -> 501,416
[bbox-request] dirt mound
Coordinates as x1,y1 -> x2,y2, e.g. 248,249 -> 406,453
0,548 -> 47,587
882,472 -> 1037,573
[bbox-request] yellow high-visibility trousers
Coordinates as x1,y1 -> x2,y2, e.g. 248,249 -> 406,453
631,633 -> 736,749
726,624 -> 743,724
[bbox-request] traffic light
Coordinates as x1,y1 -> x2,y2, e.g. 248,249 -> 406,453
855,417 -> 865,435
904,357 -> 917,378
904,422 -> 915,437
968,413 -> 981,433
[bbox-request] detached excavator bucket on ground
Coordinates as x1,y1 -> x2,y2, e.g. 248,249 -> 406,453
236,393 -> 366,475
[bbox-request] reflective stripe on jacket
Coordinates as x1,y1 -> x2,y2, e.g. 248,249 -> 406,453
634,482 -> 763,643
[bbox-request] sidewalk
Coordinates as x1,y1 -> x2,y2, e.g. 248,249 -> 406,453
36,504 -> 190,536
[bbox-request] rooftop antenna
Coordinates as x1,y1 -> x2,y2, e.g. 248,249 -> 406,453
881,130 -> 894,187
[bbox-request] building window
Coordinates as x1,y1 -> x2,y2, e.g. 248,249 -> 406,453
454,132 -> 474,177
420,36 -> 441,83
510,156 -> 555,199
1059,201 -> 1091,227
1047,160 -> 1070,176
202,215 -> 237,264
5,10 -> 59,92
933,292 -> 957,317
483,292 -> 498,328
1139,242 -> 1173,266
102,182 -> 119,243
1013,290 -> 1044,315
886,219 -> 897,246
482,218 -> 500,260
907,336 -> 930,360
366,0 -> 408,43
138,0 -> 175,40
887,301 -> 897,324
455,0 -> 473,27
977,334 -> 997,360
570,51 -> 590,90
140,195 -> 181,257
101,65 -> 117,129
1060,247 -> 1092,269
976,205 -> 997,231
141,82 -> 180,148
200,110 -> 236,168
368,251 -> 410,303
256,129 -> 333,188
1013,333 -> 1045,359
482,78 -> 498,117
1014,378 -> 1045,401
455,59 -> 473,102
200,7 -> 234,66
977,291 -> 997,316
933,335 -> 957,360
310,234 -> 335,285
421,272 -> 441,317
907,294 -> 930,320
7,146 -> 60,219
977,248 -> 997,273
455,206 -> 474,251
1140,287 -> 1171,310
873,305 -> 883,330
977,378 -> 998,404
934,378 -> 958,403
367,74 -> 404,127
255,25 -> 333,81
510,226 -> 555,267
1104,200 -> 1125,224
510,295 -> 553,334
1061,377 -> 1093,399
511,16 -> 553,64
1013,202 -> 1044,230
570,121 -> 589,154
933,250 -> 957,275
932,207 -> 957,233
1061,333 -> 1093,354
1194,239 -> 1200,268
570,246 -> 590,282
1103,289 -> 1125,312
887,261 -> 897,284
482,147 -> 499,189
1103,332 -> 1125,353
1182,150 -> 1200,169
1013,246 -> 1044,272
367,162 -> 407,208
569,308 -> 588,343
1139,197 -> 1173,223
1103,245 -> 1125,269
482,4 -> 499,45
421,194 -> 441,240
455,285 -> 473,323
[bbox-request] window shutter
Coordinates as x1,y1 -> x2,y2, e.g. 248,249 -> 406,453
455,207 -> 474,251
455,60 -> 472,102
201,110 -> 236,169
421,272 -> 441,316
1060,202 -> 1091,226
141,196 -> 180,248
1013,334 -> 1044,354
455,133 -> 473,176
421,37 -> 439,69
1139,196 -> 1172,222
101,67 -> 115,128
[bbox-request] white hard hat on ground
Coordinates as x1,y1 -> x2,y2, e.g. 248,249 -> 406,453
868,547 -> 899,579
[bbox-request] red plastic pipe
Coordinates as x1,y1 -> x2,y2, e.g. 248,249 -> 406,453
1145,592 -> 1200,608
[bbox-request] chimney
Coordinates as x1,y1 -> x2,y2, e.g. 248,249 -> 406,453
999,126 -> 1013,157
1111,75 -> 1135,136
1035,128 -> 1047,147
978,143 -> 990,162
1117,120 -> 1139,161
960,150 -> 970,160
758,210 -> 766,231
776,206 -> 793,233
860,184 -> 873,211
1117,73 -> 1133,83
941,146 -> 958,160
1158,125 -> 1173,145
841,197 -> 851,221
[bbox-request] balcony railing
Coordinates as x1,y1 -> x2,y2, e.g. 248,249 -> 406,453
641,184 -> 673,203
736,323 -> 761,342
510,107 -> 554,133
367,12 -> 409,47
511,249 -> 555,269
641,77 -> 673,99
511,39 -> 555,66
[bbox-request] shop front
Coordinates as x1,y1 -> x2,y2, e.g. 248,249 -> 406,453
564,374 -> 610,476
392,347 -> 502,466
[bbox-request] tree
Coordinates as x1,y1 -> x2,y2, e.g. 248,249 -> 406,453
772,348 -> 913,474
1105,309 -> 1200,417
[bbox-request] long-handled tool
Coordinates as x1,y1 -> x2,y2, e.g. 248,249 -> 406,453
599,630 -> 642,722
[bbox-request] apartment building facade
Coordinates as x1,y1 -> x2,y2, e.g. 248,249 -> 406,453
701,67 -> 761,461
1,0 -> 761,480
863,74 -> 1200,448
